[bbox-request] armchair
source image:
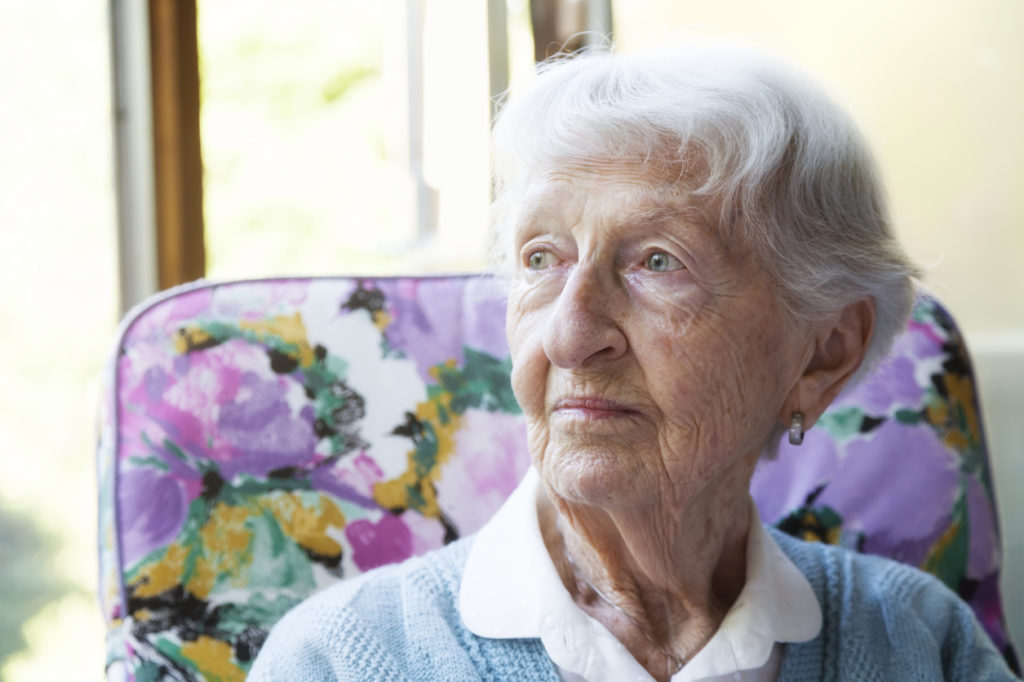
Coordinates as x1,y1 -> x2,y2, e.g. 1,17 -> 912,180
96,275 -> 1019,680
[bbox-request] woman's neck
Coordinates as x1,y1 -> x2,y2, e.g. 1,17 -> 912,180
537,469 -> 754,681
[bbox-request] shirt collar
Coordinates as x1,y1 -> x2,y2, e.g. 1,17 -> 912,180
459,467 -> 822,682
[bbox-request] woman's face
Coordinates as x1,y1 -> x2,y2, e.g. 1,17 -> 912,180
506,163 -> 814,510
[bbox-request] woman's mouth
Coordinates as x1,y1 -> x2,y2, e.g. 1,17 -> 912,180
551,397 -> 638,419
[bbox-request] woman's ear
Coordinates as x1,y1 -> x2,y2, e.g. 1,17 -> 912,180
779,298 -> 876,433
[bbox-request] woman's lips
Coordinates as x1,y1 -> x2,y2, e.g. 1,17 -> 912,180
551,397 -> 638,419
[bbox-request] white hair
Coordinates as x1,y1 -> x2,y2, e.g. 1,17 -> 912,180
490,44 -> 920,384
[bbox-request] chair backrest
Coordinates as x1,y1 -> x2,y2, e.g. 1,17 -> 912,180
97,275 -> 1019,680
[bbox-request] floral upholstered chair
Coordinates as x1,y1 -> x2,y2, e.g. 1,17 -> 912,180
96,275 -> 1020,680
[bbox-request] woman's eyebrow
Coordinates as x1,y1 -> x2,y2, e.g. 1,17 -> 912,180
618,202 -> 739,268
622,204 -> 684,225
515,202 -> 560,235
619,203 -> 711,236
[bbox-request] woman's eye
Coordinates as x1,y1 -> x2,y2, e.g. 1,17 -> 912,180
527,250 -> 556,270
644,251 -> 683,272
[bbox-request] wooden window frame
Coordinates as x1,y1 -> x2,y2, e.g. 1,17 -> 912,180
110,0 -> 205,312
149,0 -> 205,290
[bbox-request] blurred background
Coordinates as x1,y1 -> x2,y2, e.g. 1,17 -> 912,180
0,0 -> 1020,679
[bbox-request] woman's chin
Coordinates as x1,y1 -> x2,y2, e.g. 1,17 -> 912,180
539,448 -> 653,508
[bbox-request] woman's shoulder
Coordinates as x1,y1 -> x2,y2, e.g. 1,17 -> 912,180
767,524 -> 973,628
281,534 -> 472,624
247,538 -> 476,681
766,526 -> 1017,680
766,524 -> 942,594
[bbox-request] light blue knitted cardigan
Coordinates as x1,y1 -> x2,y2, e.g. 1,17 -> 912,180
249,527 -> 1017,681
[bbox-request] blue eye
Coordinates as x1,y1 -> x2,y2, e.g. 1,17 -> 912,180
528,251 -> 556,270
645,251 -> 682,272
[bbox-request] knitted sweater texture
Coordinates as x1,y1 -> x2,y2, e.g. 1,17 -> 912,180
248,527 -> 1016,681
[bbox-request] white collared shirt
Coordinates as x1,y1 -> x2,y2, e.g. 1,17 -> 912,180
459,468 -> 822,682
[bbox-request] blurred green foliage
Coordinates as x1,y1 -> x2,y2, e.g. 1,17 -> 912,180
0,501 -> 75,667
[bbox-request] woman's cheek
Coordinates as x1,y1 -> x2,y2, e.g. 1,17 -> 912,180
521,263 -> 570,297
507,309 -> 549,414
625,267 -> 701,296
625,275 -> 709,326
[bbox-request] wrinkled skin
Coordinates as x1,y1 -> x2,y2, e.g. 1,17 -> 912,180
505,162 -> 873,679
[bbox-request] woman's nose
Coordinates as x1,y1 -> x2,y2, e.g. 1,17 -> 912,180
542,266 -> 628,369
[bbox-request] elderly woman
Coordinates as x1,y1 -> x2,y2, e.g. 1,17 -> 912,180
250,46 -> 1016,681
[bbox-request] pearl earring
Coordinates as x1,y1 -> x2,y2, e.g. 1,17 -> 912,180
789,412 -> 805,445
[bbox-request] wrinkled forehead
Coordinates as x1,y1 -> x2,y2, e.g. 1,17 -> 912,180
514,156 -> 728,241
503,128 -> 705,186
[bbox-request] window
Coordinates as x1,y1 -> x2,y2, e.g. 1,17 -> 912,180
198,0 -> 536,279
